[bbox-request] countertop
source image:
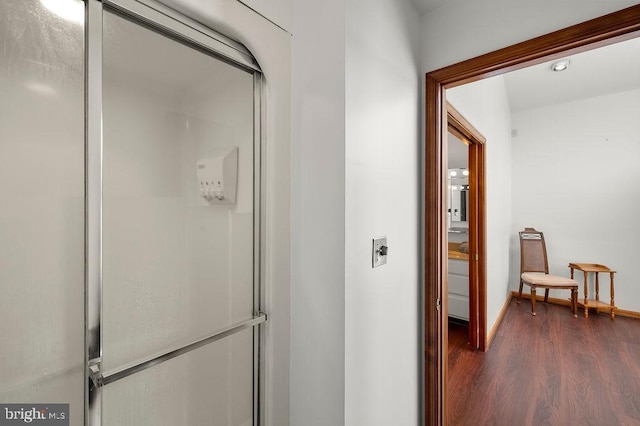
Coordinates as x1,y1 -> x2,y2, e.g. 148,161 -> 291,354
448,242 -> 469,261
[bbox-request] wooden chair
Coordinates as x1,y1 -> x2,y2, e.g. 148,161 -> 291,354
518,227 -> 578,317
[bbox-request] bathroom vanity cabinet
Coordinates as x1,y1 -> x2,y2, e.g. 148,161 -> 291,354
448,242 -> 470,321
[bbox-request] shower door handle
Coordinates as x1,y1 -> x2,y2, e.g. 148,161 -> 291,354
88,312 -> 267,388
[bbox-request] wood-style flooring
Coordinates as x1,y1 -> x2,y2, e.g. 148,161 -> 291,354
448,299 -> 640,426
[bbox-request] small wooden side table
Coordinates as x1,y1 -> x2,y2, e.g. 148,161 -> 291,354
568,263 -> 617,319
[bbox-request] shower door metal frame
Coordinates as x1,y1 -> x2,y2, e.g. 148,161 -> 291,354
84,1 -> 266,425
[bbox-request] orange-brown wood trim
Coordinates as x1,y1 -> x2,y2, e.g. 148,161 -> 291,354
472,138 -> 487,351
615,309 -> 640,320
486,293 -> 513,349
511,291 -> 640,320
514,291 -> 577,307
447,102 -> 486,144
423,5 -> 640,425
424,74 -> 446,426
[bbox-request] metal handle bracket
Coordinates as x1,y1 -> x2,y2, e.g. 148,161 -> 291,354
88,360 -> 104,388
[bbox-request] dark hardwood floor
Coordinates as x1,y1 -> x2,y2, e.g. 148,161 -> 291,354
448,299 -> 640,426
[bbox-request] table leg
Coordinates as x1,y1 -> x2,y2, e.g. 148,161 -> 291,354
610,272 -> 615,320
583,271 -> 589,318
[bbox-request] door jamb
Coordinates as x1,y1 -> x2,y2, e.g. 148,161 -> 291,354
423,5 -> 640,424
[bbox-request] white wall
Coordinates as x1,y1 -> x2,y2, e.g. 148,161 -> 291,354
345,0 -> 421,424
446,76 -> 513,333
510,89 -> 640,313
291,1 -> 346,425
238,0 -> 292,32
291,0 -> 422,424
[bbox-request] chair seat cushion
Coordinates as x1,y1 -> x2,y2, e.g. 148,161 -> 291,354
521,272 -> 578,287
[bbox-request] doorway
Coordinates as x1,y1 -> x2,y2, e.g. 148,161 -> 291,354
423,5 -> 640,424
446,104 -> 486,352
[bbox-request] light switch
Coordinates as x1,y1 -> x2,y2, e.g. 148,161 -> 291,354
372,237 -> 388,268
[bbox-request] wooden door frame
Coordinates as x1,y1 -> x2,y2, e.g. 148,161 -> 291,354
423,5 -> 640,424
447,103 -> 486,352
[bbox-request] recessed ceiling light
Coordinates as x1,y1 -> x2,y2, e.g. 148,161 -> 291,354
462,170 -> 469,176
41,0 -> 84,24
449,171 -> 457,177
551,59 -> 570,72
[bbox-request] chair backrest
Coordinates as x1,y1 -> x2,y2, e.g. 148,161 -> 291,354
519,227 -> 549,274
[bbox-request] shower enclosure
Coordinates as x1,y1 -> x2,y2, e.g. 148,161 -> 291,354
0,1 -> 265,425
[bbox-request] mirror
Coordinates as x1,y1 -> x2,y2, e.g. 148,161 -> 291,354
448,131 -> 469,230
448,168 -> 469,223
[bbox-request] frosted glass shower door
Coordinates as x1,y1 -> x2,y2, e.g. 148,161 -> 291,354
0,1 -> 85,425
95,5 -> 263,426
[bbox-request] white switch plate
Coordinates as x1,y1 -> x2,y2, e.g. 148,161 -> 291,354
372,237 -> 387,268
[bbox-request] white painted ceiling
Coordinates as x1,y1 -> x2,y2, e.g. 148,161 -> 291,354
503,36 -> 640,113
447,36 -> 640,173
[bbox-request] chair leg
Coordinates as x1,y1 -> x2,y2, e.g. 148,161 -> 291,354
572,288 -> 578,318
544,288 -> 549,304
531,287 -> 537,316
517,280 -> 523,304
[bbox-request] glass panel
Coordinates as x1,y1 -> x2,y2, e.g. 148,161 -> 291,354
0,0 -> 85,424
103,328 -> 253,426
102,11 -> 255,372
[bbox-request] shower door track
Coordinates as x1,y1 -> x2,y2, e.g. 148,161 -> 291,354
84,1 -> 266,425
